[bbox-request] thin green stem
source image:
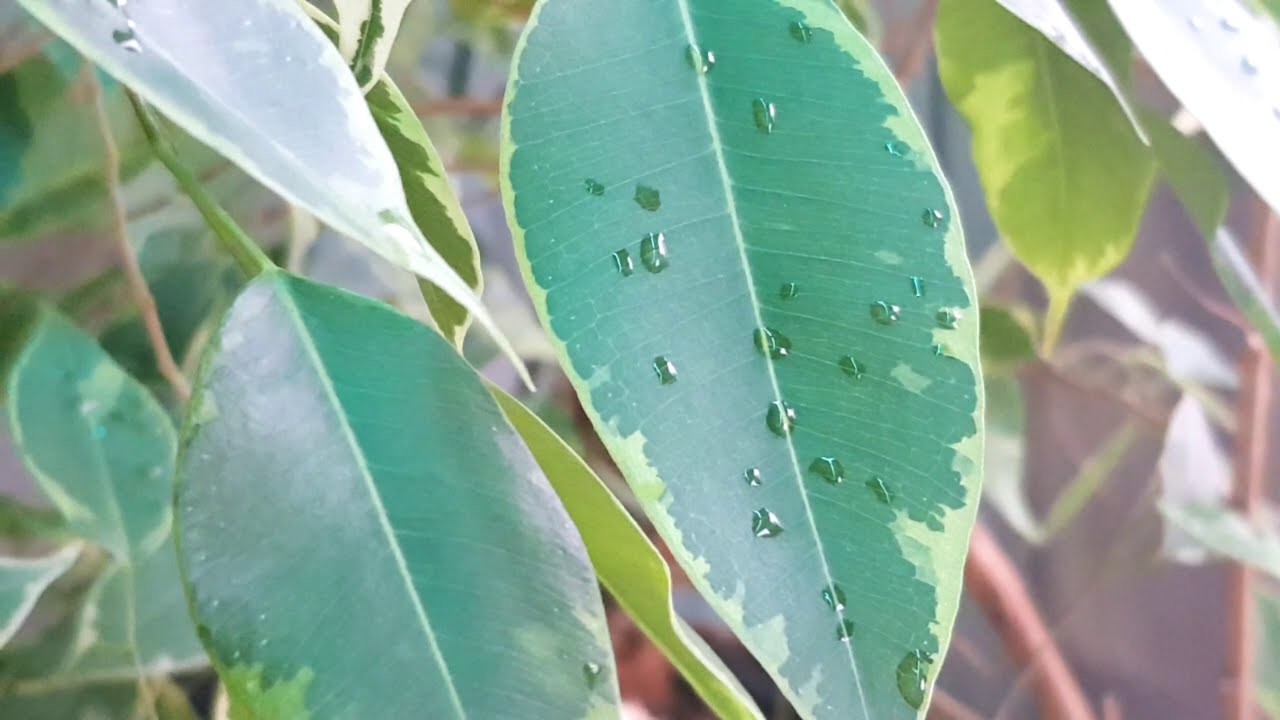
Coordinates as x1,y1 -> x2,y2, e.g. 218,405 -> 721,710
125,91 -> 274,278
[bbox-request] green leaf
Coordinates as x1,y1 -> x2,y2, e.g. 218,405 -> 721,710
0,545 -> 79,649
492,387 -> 764,720
503,2 -> 983,717
979,305 -> 1038,374
1109,0 -> 1280,216
6,305 -> 175,564
17,0 -> 523,377
1211,228 -> 1280,360
1258,588 -> 1280,718
176,272 -> 619,719
1145,117 -> 1230,239
333,0 -> 415,91
834,0 -> 882,44
936,0 -> 1156,349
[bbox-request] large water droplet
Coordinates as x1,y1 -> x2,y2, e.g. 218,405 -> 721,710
112,24 -> 141,53
922,209 -> 944,228
867,476 -> 893,504
789,21 -> 813,43
752,98 -> 777,133
779,282 -> 799,300
885,140 -> 911,158
809,456 -> 845,485
839,355 -> 865,379
871,301 -> 901,325
752,508 -> 784,537
837,619 -> 856,641
766,401 -> 797,437
583,661 -> 603,689
910,276 -> 925,297
823,584 -> 847,612
686,44 -> 716,73
584,178 -> 605,196
936,308 -> 961,329
652,356 -> 678,385
744,468 -> 763,487
753,327 -> 792,359
896,649 -> 933,709
634,185 -> 661,211
611,249 -> 634,277
640,233 -> 669,273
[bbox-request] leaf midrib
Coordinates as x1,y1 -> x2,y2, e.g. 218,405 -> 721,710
274,279 -> 467,720
670,1 -> 869,714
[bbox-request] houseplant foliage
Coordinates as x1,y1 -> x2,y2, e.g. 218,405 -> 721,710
2,0 -> 1278,718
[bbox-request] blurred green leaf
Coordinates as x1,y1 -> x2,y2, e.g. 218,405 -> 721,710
979,304 -> 1038,373
493,387 -> 764,720
1109,0 -> 1280,216
1160,502 -> 1280,579
1259,588 -> 1280,718
332,0 -> 416,90
1159,397 -> 1236,564
1146,118 -> 1230,239
835,0 -> 882,44
1211,228 -> 1280,360
936,0 -> 1156,349
0,545 -> 79,649
176,273 -> 618,718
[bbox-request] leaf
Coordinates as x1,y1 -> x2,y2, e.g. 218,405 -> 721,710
492,387 -> 764,720
936,0 -> 1156,348
503,2 -> 983,717
0,545 -> 79,649
990,0 -> 1146,139
0,679 -> 200,720
1159,502 -> 1280,579
6,304 -> 175,564
1145,117 -> 1230,239
17,0 -> 523,377
1109,0 -> 1280,216
1258,588 -> 1280,718
333,0 -> 415,91
1158,396 -> 1233,564
176,272 -> 619,719
1036,422 -> 1137,539
979,305 -> 1038,374
834,0 -> 882,44
1211,228 -> 1280,360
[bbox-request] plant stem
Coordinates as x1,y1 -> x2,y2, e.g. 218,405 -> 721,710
965,523 -> 1097,720
125,91 -> 275,279
86,65 -> 191,403
1225,200 -> 1276,720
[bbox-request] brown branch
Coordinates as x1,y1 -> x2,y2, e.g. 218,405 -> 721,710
85,63 -> 191,403
893,0 -> 939,87
1161,254 -> 1249,333
1225,200 -> 1277,720
1032,359 -> 1169,432
965,523 -> 1098,720
412,98 -> 502,118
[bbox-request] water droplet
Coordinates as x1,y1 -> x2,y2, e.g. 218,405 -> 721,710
752,98 -> 777,133
258,638 -> 270,648
837,619 -> 855,641
809,456 -> 845,485
640,233 -> 669,273
751,508 -> 784,537
839,355 -> 865,379
870,301 -> 901,325
885,140 -> 911,157
652,356 -> 678,385
583,661 -> 602,688
936,308 -> 961,329
910,276 -> 925,297
112,24 -> 141,53
823,584 -> 847,612
789,21 -> 813,43
753,327 -> 792,359
210,598 -> 221,609
584,178 -> 605,196
79,400 -> 100,416
744,468 -> 763,487
896,649 -> 933,709
634,185 -> 661,211
257,612 -> 267,622
1242,55 -> 1258,75
779,282 -> 799,300
932,343 -> 947,357
867,476 -> 893,504
1220,15 -> 1240,32
766,401 -> 797,437
685,44 -> 715,73
922,208 -> 944,228
611,249 -> 634,277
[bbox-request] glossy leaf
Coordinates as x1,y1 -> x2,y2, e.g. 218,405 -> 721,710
503,2 -> 983,717
333,0 -> 415,90
1211,228 -> 1280,360
6,305 -> 175,564
936,0 -> 1156,346
17,0 -> 522,374
0,545 -> 79,649
176,273 -> 618,719
492,387 -> 763,720
1109,0 -> 1280,216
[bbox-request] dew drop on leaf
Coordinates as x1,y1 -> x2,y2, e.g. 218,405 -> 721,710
885,140 -> 911,157
634,184 -> 661,211
652,356 -> 678,385
809,456 -> 845,485
867,476 -> 893,504
753,327 -> 792,359
766,400 -> 797,437
584,178 -> 605,196
936,308 -> 961,329
640,233 -> 668,273
823,583 -> 847,612
922,208 -> 944,228
910,276 -> 925,297
752,98 -> 777,133
611,249 -> 634,277
779,282 -> 799,300
744,468 -> 763,487
685,44 -> 715,74
582,661 -> 602,689
839,355 -> 865,379
896,649 -> 933,709
837,619 -> 856,641
870,301 -> 901,325
112,25 -> 141,53
751,508 -> 784,537
789,21 -> 813,43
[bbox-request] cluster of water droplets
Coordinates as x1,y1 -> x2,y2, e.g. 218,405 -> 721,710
106,0 -> 142,53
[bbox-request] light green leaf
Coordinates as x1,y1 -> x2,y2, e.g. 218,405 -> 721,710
1211,228 -> 1280,360
6,304 -> 175,564
979,305 -> 1038,374
1146,117 -> 1230,239
333,0 -> 415,91
503,2 -> 983,717
17,0 -> 524,378
1109,0 -> 1280,216
1159,502 -> 1280,579
492,387 -> 764,720
0,545 -> 79,649
835,0 -> 882,44
936,0 -> 1156,349
1259,588 -> 1280,718
176,273 -> 618,719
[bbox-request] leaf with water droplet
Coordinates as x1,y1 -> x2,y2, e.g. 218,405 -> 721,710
744,468 -> 763,487
836,618 -> 855,641
910,276 -> 926,297
896,649 -> 933,709
885,140 -> 911,157
686,43 -> 715,74
870,301 -> 901,325
751,509 -> 784,538
779,282 -> 798,300
789,21 -> 813,43
822,584 -> 846,612
921,208 -> 944,228
752,98 -> 777,133
612,249 -> 635,277
809,456 -> 845,485
634,184 -> 661,211
839,355 -> 866,379
766,400 -> 797,437
584,178 -> 606,195
753,327 -> 791,359
653,356 -> 679,385
640,232 -> 669,273
867,476 -> 894,504
936,308 -> 961,329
